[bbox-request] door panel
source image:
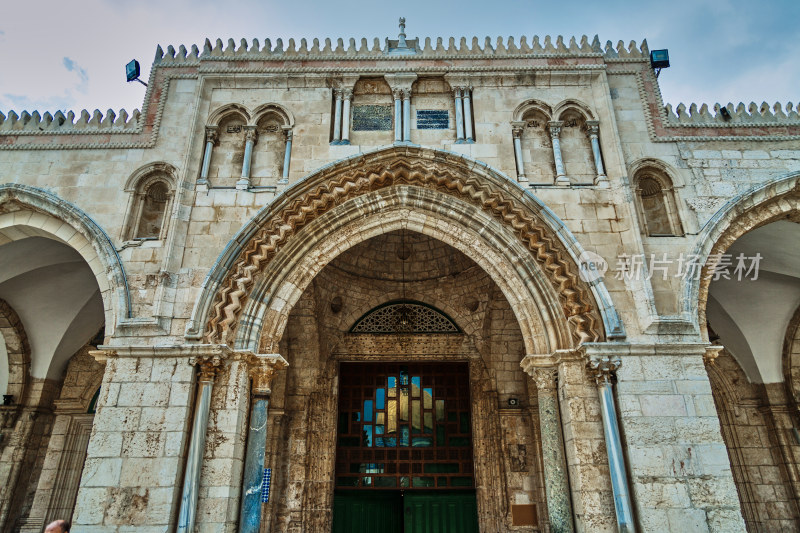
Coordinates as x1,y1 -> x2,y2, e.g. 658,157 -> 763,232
404,492 -> 479,533
332,491 -> 402,533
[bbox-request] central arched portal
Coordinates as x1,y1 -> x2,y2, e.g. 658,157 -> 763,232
261,230 -> 551,532
196,147 -> 615,532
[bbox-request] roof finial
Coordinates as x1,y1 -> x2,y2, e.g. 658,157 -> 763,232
398,17 -> 407,48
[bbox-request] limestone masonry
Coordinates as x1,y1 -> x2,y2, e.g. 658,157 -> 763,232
1,20 -> 800,533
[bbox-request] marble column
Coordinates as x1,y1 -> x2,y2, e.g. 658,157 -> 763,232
331,89 -> 343,144
402,89 -> 411,142
454,88 -> 465,143
393,89 -> 403,143
527,366 -> 575,533
548,121 -> 569,186
177,354 -> 222,533
198,126 -> 218,188
238,354 -> 288,533
237,126 -> 257,190
586,121 -> 608,186
463,86 -> 474,143
340,89 -> 352,145
587,356 -> 635,533
511,121 -> 526,182
279,128 -> 292,184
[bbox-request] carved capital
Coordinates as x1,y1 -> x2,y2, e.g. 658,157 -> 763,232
547,121 -> 563,138
704,345 -> 723,366
244,126 -> 258,143
585,120 -> 600,137
511,121 -> 526,139
341,88 -> 353,100
89,349 -> 115,365
205,126 -> 219,145
333,88 -> 343,100
245,354 -> 288,396
190,353 -> 224,381
529,367 -> 558,391
587,356 -> 620,385
283,126 -> 293,141
392,88 -> 404,100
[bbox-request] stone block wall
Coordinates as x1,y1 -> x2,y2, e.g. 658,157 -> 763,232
73,353 -> 194,532
615,346 -> 746,532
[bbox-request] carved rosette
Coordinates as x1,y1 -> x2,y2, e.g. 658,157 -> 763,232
244,353 -> 288,396
190,353 -> 224,382
587,356 -> 620,385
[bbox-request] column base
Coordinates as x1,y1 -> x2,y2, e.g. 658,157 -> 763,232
236,179 -> 251,191
196,179 -> 210,193
339,140 -> 351,145
594,175 -> 610,188
517,175 -> 528,183
277,178 -> 288,185
454,139 -> 466,144
555,176 -> 571,187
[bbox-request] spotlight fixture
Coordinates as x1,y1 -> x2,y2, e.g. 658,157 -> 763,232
507,398 -> 519,407
126,59 -> 148,87
650,49 -> 670,78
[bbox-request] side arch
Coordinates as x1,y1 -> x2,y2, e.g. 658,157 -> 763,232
683,171 -> 800,334
0,298 -> 30,414
251,103 -> 295,128
207,103 -> 250,126
0,183 -> 131,333
187,146 -> 624,349
553,99 -> 596,121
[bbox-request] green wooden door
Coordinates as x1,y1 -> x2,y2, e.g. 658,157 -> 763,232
332,491 -> 403,533
403,491 -> 479,533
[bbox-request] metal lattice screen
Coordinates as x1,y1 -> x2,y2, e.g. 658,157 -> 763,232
349,301 -> 460,334
335,362 -> 474,490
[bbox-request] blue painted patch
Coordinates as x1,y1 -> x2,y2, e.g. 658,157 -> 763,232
352,105 -> 393,131
416,109 -> 449,129
261,468 -> 272,503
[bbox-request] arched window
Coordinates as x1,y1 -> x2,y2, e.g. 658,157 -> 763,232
122,164 -> 176,241
634,169 -> 683,236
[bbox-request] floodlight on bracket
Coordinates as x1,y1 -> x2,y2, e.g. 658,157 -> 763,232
650,49 -> 670,78
125,59 -> 148,87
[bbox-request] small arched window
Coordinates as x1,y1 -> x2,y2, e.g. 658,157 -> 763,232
122,164 -> 176,242
634,169 -> 683,237
135,181 -> 169,239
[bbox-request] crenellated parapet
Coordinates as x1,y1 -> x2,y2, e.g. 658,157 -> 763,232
151,34 -> 650,62
665,101 -> 800,126
0,108 -> 140,133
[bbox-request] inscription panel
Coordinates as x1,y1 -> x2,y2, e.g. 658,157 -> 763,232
353,105 -> 393,131
416,110 -> 449,130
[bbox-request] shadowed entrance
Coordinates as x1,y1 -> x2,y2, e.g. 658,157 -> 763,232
333,362 -> 478,533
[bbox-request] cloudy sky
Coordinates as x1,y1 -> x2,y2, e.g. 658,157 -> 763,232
0,0 -> 798,115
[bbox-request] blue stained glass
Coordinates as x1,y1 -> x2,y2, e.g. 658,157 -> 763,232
364,400 -> 373,422
376,388 -> 385,410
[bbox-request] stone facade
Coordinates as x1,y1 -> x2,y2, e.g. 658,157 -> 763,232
1,22 -> 800,533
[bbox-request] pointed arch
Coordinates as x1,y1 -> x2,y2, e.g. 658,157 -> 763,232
685,171 -> 800,334
188,146 -> 624,352
0,183 -> 130,333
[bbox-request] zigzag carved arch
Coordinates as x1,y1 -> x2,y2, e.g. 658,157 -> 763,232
203,147 -> 604,345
